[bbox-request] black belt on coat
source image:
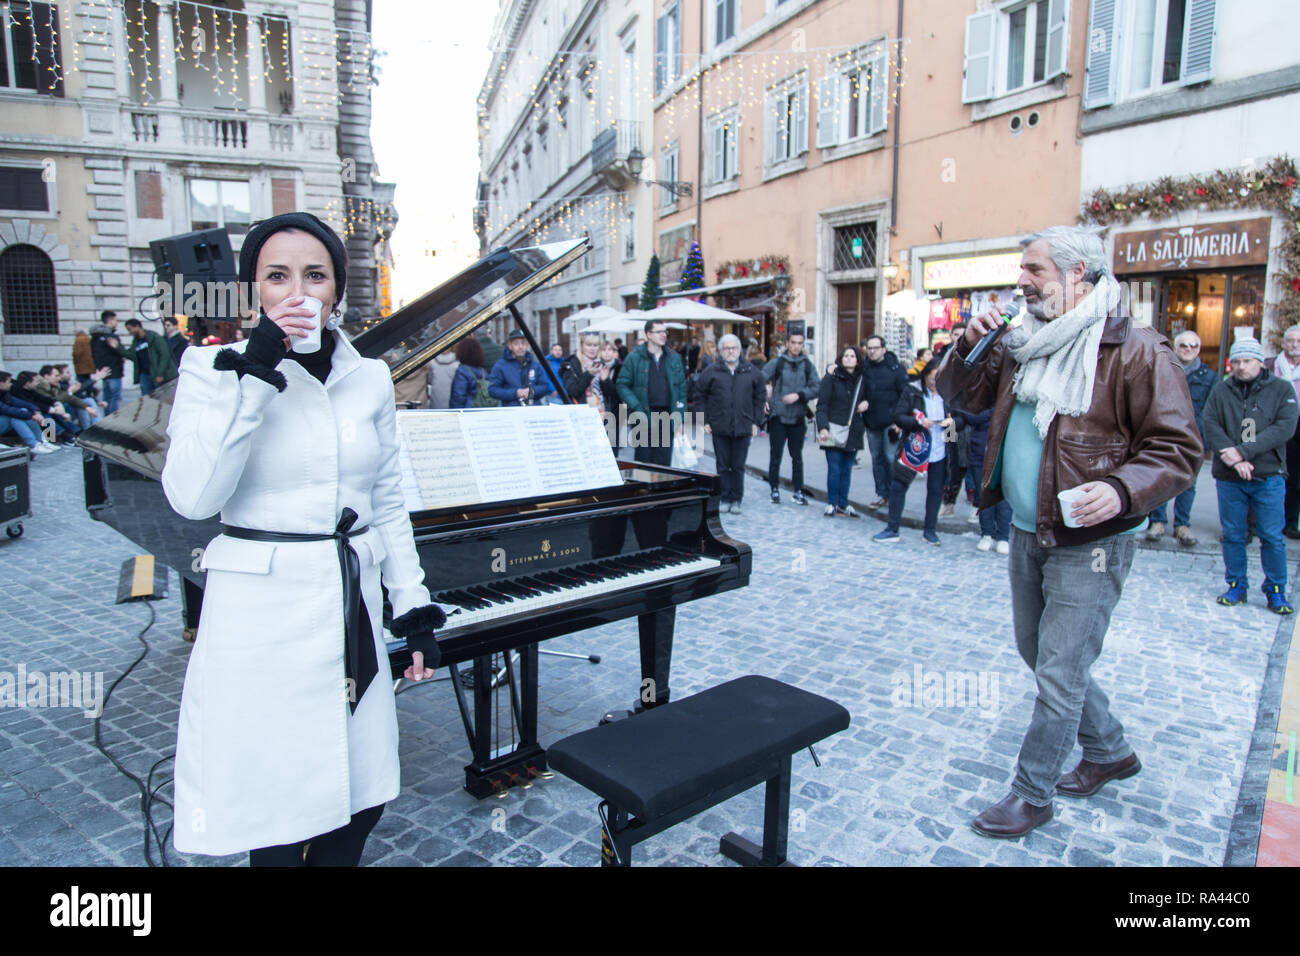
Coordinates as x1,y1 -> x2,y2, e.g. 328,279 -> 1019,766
220,508 -> 377,714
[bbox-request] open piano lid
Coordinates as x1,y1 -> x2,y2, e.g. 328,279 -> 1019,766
347,236 -> 588,384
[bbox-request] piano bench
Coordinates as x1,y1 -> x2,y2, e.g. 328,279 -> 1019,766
547,675 -> 850,867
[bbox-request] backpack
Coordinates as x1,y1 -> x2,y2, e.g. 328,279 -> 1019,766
472,371 -> 499,408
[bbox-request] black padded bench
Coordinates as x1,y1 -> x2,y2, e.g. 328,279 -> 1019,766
548,675 -> 850,866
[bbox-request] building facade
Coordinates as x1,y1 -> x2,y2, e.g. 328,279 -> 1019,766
476,0 -> 656,350
1077,0 -> 1299,373
649,0 -> 1104,371
0,0 -> 395,373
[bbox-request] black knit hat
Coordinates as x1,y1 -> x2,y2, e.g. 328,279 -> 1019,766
238,212 -> 347,307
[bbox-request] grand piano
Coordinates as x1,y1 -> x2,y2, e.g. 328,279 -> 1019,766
77,237 -> 752,797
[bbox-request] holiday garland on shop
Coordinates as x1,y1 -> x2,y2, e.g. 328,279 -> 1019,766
715,255 -> 791,283
1079,155 -> 1300,335
640,255 -> 662,311
680,241 -> 706,294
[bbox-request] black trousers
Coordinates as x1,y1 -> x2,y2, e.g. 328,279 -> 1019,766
886,458 -> 946,534
767,418 -> 806,492
248,803 -> 385,867
712,433 -> 751,503
632,408 -> 673,467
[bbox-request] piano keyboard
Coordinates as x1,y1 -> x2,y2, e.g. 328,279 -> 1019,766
427,548 -> 722,634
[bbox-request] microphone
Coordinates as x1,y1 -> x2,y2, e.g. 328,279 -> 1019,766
963,299 -> 1022,368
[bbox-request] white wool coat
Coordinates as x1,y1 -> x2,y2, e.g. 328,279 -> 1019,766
161,333 -> 429,856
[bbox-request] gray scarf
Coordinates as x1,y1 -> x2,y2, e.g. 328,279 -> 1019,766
1003,274 -> 1123,437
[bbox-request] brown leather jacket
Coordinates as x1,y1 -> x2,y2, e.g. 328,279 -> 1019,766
936,311 -> 1202,548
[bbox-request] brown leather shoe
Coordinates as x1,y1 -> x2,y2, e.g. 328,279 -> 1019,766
970,793 -> 1053,838
1056,753 -> 1141,797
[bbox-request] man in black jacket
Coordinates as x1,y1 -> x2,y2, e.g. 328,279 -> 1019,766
761,332 -> 819,505
88,310 -> 124,413
861,336 -> 909,508
696,334 -> 766,514
164,316 -> 190,367
1203,337 -> 1299,612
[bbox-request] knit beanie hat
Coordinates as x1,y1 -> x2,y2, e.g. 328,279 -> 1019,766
238,212 -> 347,307
1228,338 -> 1264,362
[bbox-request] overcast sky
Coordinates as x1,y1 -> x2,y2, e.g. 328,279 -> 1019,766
371,1 -> 499,306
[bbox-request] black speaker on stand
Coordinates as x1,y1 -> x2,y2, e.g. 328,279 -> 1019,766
148,228 -> 238,343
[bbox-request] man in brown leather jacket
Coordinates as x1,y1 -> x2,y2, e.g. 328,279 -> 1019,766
938,225 -> 1201,840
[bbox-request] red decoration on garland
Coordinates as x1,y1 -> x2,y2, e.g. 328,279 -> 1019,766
1292,278 -> 1300,293
1195,187 -> 1209,197
1162,193 -> 1174,204
1284,177 -> 1298,188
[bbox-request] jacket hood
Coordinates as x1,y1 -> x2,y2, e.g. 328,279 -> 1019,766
88,323 -> 115,336
433,352 -> 458,365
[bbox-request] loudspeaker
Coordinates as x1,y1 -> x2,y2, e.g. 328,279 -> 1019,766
149,228 -> 236,284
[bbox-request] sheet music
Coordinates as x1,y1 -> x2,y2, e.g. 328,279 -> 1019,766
396,405 -> 623,510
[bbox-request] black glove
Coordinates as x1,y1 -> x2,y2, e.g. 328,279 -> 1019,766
389,603 -> 446,670
212,314 -> 289,391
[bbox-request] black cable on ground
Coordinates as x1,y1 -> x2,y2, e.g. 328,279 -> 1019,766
91,601 -> 176,867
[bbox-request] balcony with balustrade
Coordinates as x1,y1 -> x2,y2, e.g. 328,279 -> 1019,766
591,120 -> 642,190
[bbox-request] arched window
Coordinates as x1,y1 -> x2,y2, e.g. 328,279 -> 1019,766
0,243 -> 59,335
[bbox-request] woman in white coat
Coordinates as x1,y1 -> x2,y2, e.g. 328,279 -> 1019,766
162,212 -> 443,865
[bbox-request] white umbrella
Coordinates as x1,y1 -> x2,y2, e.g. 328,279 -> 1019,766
562,305 -> 624,330
644,298 -> 750,323
582,315 -> 686,334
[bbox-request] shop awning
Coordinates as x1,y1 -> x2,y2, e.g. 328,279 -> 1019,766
659,275 -> 776,300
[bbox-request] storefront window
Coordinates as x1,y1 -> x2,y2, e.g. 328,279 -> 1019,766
1227,272 -> 1265,349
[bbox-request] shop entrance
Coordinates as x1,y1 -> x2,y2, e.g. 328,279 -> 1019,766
1126,269 -> 1265,373
836,281 -> 876,353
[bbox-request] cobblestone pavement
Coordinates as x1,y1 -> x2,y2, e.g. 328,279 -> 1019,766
0,450 -> 1293,866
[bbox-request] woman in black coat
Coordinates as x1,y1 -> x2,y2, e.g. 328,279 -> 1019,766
873,358 -> 952,545
815,345 -> 869,517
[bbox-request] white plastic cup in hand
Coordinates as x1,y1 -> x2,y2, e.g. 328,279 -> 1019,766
1058,486 -> 1087,528
291,295 -> 323,353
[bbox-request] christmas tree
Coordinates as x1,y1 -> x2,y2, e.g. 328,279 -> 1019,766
639,255 -> 662,311
680,240 -> 705,296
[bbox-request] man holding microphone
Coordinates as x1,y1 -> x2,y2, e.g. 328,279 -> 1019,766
937,226 -> 1201,839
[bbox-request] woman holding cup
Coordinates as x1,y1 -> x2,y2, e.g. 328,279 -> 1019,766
162,212 -> 445,866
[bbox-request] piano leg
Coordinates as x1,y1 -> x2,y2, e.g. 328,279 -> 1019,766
636,608 -> 675,710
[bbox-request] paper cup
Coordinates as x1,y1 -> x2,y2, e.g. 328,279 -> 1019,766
1058,487 -> 1087,528
291,295 -> 323,353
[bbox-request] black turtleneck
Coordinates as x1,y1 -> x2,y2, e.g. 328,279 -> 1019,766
282,329 -> 336,385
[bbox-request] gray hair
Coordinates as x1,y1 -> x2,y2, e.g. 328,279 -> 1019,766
1174,330 -> 1201,347
718,334 -> 742,350
1284,325 -> 1300,339
1020,225 -> 1108,281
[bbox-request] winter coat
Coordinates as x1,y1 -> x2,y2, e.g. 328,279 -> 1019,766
558,354 -> 614,408
761,351 -> 820,425
958,406 -> 993,471
1202,370 -> 1299,482
1182,359 -> 1219,441
73,332 -> 96,375
167,332 -> 190,368
891,381 -> 949,480
116,330 -> 178,385
450,364 -> 486,408
599,357 -> 623,415
694,359 -> 767,437
160,334 -> 430,855
89,324 -> 124,378
814,367 -> 867,453
861,354 -> 909,430
428,352 -> 460,409
32,379 -> 91,411
488,354 -> 553,406
0,392 -> 37,420
616,344 -> 687,420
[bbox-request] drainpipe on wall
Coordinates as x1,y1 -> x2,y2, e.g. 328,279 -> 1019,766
889,0 -> 903,235
695,0 -> 704,246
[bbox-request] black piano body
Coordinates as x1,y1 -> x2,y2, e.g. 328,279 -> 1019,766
77,236 -> 752,797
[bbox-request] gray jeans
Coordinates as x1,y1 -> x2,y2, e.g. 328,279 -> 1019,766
1009,528 -> 1137,806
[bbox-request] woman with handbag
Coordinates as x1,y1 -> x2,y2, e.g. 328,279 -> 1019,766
815,345 -> 869,517
873,358 -> 953,545
161,212 -> 445,866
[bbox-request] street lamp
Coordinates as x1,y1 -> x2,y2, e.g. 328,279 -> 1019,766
626,147 -> 694,198
772,272 -> 791,300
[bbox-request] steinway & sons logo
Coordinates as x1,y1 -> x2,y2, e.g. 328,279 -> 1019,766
508,539 -> 581,567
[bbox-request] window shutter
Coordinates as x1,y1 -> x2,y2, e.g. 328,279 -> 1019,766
1180,0 -> 1216,86
655,14 -> 667,92
726,117 -> 738,178
714,0 -> 724,46
765,92 -> 780,163
795,84 -> 809,155
815,74 -> 840,148
962,11 -> 996,103
1045,0 -> 1068,79
712,123 -> 725,183
868,48 -> 888,135
1083,0 -> 1118,109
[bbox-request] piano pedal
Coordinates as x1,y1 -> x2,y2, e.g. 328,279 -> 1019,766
508,772 -> 533,790
181,626 -> 197,643
490,779 -> 509,799
527,765 -> 555,781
